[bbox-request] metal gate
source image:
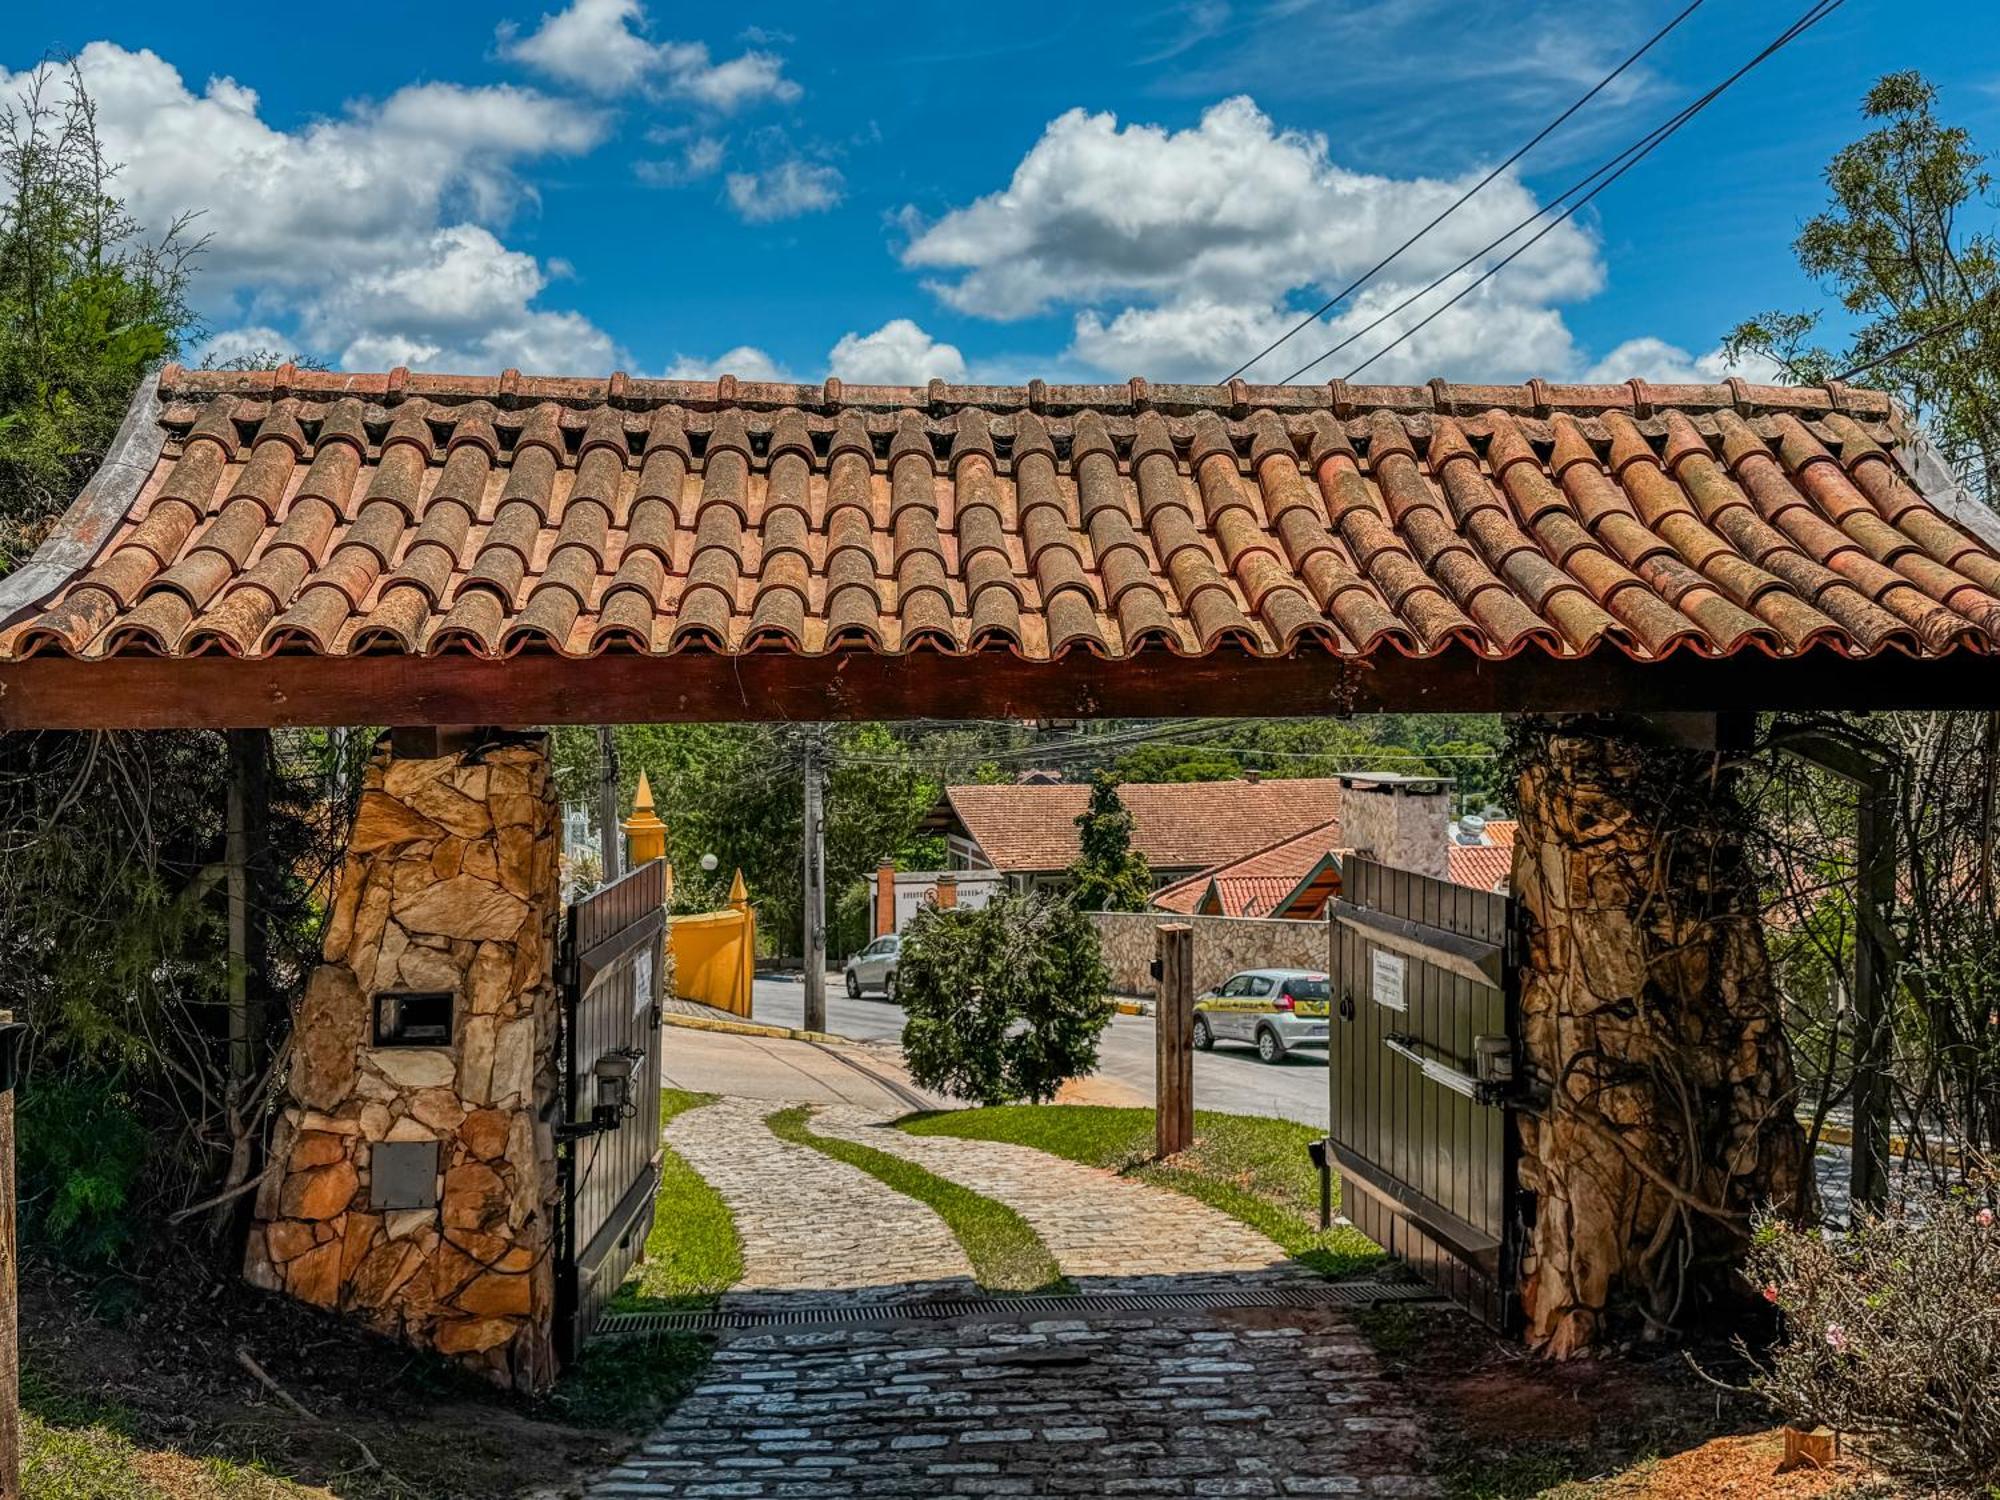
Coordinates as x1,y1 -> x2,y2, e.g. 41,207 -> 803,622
1328,856 -> 1524,1329
556,858 -> 667,1360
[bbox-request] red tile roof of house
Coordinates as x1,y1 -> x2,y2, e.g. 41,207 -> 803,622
1448,842 -> 1514,892
1152,819 -> 1344,917
6,368 -> 2000,668
945,777 -> 1342,875
1480,819 -> 1517,847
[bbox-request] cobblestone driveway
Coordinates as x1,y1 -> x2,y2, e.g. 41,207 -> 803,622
811,1106 -> 1301,1290
589,1310 -> 1433,1498
586,1096 -> 1429,1497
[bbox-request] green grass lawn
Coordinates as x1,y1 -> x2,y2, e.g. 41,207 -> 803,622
767,1104 -> 1069,1294
555,1088 -> 741,1430
606,1088 -> 743,1311
901,1103 -> 1384,1277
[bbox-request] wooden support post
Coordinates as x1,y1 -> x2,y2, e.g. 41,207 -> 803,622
802,736 -> 827,1033
1155,923 -> 1194,1159
225,729 -> 270,1090
1850,774 -> 1896,1211
0,1009 -> 18,1500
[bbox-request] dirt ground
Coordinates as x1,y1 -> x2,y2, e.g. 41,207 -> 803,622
1357,1302 -> 1894,1500
20,1246 -> 689,1500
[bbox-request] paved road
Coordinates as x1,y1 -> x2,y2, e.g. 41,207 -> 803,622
747,975 -> 1328,1131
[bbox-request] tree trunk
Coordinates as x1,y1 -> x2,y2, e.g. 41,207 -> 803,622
1512,721 -> 1809,1356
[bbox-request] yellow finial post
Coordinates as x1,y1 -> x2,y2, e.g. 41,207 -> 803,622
622,769 -> 668,869
727,868 -> 749,908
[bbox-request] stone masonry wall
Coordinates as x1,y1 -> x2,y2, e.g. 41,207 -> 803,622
247,734 -> 562,1392
1091,911 -> 1327,998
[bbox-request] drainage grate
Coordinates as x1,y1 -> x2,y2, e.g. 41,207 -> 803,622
592,1279 -> 1443,1338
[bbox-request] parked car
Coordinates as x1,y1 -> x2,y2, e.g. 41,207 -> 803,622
1191,968 -> 1331,1063
844,934 -> 901,1000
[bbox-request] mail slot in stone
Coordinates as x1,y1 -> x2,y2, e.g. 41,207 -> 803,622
371,1139 -> 441,1211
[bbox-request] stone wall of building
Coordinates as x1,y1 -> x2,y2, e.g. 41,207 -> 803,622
246,735 -> 562,1392
1091,911 -> 1327,998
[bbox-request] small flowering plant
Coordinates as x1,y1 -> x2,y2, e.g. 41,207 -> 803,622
1744,1169 -> 2000,1490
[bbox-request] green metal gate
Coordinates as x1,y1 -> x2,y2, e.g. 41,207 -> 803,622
1328,856 -> 1524,1329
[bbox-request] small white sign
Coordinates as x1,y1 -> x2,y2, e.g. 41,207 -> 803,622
632,949 -> 655,1015
1370,950 -> 1407,1012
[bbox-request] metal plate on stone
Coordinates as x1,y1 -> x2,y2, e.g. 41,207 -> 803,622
370,1139 -> 440,1210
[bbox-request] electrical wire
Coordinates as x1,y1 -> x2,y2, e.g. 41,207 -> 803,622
1277,0 -> 1844,385
1223,0 -> 1705,382
1832,286 -> 2000,382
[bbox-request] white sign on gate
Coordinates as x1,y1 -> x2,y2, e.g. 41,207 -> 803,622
1370,950 -> 1407,1011
632,948 -> 654,1015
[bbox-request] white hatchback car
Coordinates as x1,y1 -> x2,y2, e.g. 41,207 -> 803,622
844,934 -> 901,1000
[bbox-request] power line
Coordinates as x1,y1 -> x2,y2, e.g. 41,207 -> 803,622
1277,0 -> 1843,384
1223,0 -> 1704,383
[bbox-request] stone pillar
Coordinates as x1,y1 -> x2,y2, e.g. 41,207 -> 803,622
875,862 -> 896,938
247,733 -> 562,1392
1511,722 -> 1808,1356
1336,772 -> 1450,879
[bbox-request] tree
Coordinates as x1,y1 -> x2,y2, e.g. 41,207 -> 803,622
1724,71 -> 1999,504
898,892 -> 1111,1105
0,60 -> 200,570
1064,773 -> 1153,912
1724,74 -> 2000,1168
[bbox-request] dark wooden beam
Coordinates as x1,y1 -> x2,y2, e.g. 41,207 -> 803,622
0,648 -> 1995,730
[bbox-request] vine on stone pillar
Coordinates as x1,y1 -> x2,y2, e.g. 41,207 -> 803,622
1507,717 -> 1810,1356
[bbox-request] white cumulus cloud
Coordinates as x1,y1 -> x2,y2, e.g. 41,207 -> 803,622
1582,336 -> 1783,385
660,345 -> 794,382
726,159 -> 844,223
0,43 -> 623,373
898,95 -> 1613,383
500,0 -> 799,109
828,320 -> 967,384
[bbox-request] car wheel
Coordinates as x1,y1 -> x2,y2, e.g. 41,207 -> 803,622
845,971 -> 861,999
1256,1026 -> 1286,1065
1192,1014 -> 1214,1051
884,971 -> 898,1004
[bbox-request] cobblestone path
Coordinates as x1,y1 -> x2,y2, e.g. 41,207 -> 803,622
665,1095 -> 973,1302
588,1309 -> 1433,1498
812,1106 -> 1301,1289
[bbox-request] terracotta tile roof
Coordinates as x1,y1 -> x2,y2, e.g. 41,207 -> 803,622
945,777 -> 1342,875
1479,819 -> 1517,847
1448,842 -> 1514,892
1152,819 -> 1344,917
6,367 -> 2000,667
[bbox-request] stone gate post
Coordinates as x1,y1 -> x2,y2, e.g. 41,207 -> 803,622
246,732 -> 562,1391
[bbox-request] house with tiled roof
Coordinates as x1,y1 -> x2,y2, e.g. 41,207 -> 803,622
925,774 -> 1342,890
1147,773 -> 1517,918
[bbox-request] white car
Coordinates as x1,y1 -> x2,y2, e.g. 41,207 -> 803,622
844,934 -> 901,1000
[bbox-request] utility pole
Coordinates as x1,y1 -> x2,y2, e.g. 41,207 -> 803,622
802,732 -> 827,1033
597,726 -> 623,885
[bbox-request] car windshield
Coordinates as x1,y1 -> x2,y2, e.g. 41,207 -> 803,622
1285,976 -> 1330,1001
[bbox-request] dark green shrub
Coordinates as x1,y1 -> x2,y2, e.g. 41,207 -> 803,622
16,1074 -> 150,1262
899,891 -> 1111,1105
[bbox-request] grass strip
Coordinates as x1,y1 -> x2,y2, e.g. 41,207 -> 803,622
766,1104 -> 1069,1295
606,1087 -> 744,1312
554,1089 -> 740,1430
900,1103 -> 1384,1278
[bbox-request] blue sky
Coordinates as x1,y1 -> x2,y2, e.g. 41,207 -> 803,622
7,1 -> 1997,386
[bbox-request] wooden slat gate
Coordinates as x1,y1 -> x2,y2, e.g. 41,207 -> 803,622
1328,856 -> 1524,1330
556,858 -> 667,1360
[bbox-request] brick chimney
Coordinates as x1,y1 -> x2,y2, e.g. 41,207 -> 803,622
1336,772 -> 1450,880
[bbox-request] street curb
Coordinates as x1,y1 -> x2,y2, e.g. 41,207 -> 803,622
664,1013 -> 853,1046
